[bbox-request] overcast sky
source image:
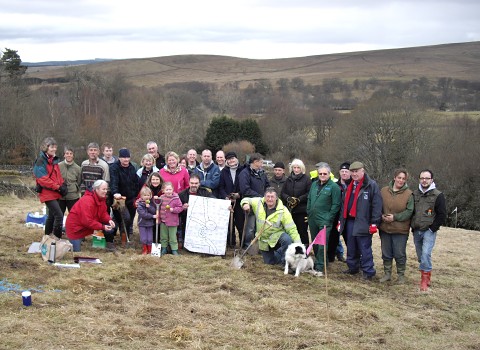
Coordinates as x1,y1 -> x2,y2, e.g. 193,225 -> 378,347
1,0 -> 479,62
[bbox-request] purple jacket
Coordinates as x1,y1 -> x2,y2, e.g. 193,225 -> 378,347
137,200 -> 157,227
159,194 -> 183,226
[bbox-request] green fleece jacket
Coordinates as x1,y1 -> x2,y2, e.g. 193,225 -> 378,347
240,197 -> 300,251
306,177 -> 341,227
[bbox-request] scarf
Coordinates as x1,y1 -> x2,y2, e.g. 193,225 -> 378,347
343,176 -> 364,218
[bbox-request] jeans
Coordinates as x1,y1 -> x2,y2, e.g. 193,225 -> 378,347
44,200 -> 64,238
413,229 -> 437,272
261,232 -> 293,265
69,238 -> 82,252
380,232 -> 408,265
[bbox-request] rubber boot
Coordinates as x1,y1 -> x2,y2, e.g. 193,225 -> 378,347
426,271 -> 431,286
397,263 -> 406,284
147,245 -> 152,254
161,247 -> 168,255
420,270 -> 429,292
141,244 -> 148,255
171,250 -> 180,256
380,261 -> 392,283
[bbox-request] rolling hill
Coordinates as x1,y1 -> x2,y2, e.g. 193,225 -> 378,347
25,41 -> 480,88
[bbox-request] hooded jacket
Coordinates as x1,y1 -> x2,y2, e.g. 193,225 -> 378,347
33,151 -> 64,203
66,190 -> 112,240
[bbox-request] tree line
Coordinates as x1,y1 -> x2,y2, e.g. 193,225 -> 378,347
1,48 -> 480,230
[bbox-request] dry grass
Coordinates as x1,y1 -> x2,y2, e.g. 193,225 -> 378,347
1,195 -> 480,349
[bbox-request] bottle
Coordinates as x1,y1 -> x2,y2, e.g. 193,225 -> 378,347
48,241 -> 56,264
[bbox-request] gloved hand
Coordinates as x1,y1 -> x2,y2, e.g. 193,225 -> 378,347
287,196 -> 300,209
369,224 -> 377,234
58,183 -> 68,197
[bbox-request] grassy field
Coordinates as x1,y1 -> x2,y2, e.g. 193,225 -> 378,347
1,195 -> 479,349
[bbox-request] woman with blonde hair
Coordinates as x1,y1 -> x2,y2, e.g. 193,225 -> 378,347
159,151 -> 190,194
281,158 -> 312,245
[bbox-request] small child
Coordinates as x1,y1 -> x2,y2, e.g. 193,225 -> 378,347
159,182 -> 184,255
137,187 -> 157,255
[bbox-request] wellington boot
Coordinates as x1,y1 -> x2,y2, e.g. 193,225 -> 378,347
397,264 -> 406,284
141,244 -> 148,255
420,270 -> 429,292
147,245 -> 152,254
426,271 -> 431,286
161,247 -> 168,255
171,250 -> 180,256
380,261 -> 392,283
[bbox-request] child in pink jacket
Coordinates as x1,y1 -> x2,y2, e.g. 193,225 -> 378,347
159,182 -> 184,255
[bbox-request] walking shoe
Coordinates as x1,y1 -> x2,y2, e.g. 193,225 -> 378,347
106,242 -> 117,252
342,269 -> 359,275
362,274 -> 374,281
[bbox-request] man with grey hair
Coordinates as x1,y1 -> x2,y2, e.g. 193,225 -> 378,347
146,141 -> 165,169
241,187 -> 301,265
307,162 -> 341,274
80,142 -> 110,194
339,161 -> 382,280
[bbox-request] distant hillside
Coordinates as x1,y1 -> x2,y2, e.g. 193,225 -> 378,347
24,58 -> 114,67
25,42 -> 480,88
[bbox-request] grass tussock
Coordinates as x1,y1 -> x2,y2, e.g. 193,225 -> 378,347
1,196 -> 480,349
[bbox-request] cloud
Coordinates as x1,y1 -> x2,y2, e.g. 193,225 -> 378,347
0,0 -> 479,61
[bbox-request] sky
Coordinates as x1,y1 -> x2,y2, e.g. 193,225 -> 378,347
1,0 -> 479,63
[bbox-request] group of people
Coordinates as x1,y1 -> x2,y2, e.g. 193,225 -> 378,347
34,136 -> 446,291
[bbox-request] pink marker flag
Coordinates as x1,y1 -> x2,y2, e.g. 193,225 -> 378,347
306,226 -> 327,255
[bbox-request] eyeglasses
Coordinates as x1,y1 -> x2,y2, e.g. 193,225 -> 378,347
419,177 -> 432,180
318,173 -> 328,175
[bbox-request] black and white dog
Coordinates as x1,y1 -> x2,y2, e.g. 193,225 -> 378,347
284,242 -> 321,277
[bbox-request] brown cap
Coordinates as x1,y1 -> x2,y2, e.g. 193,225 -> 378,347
349,161 -> 364,170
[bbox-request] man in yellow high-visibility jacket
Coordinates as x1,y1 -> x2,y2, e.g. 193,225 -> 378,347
241,187 -> 301,265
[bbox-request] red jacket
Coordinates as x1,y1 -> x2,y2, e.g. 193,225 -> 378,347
66,190 -> 112,240
33,151 -> 64,203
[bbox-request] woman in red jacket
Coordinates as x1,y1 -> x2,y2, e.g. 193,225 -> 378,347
66,180 -> 115,252
33,137 -> 67,238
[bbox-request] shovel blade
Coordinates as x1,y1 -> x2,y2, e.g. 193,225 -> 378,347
231,255 -> 244,269
151,243 -> 161,257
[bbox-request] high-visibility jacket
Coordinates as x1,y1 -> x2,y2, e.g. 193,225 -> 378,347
240,197 -> 300,251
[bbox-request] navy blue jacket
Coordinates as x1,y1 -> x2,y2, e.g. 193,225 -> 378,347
339,173 -> 382,236
218,164 -> 246,199
238,165 -> 270,198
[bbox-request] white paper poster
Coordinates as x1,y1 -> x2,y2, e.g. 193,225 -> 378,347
184,196 -> 231,255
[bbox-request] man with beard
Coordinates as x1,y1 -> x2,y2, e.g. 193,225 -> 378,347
178,174 -> 215,244
218,151 -> 246,247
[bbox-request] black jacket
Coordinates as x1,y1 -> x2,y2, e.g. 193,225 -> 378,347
280,173 -> 311,214
110,161 -> 139,204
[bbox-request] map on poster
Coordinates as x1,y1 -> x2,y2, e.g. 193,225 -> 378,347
184,196 -> 231,255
